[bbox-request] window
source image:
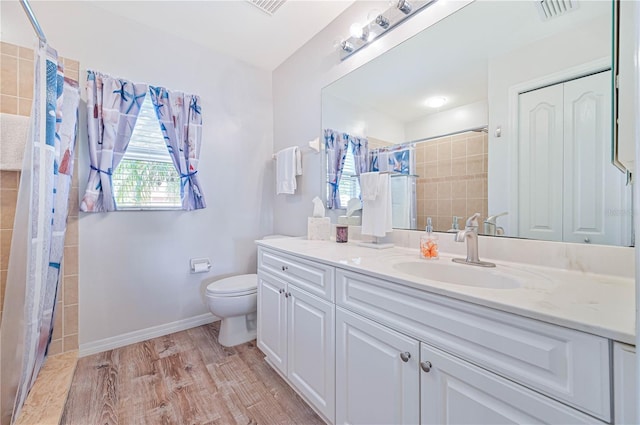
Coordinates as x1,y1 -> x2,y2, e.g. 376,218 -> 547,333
112,96 -> 182,209
338,149 -> 360,208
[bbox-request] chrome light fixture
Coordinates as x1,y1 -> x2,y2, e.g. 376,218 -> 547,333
397,0 -> 412,14
341,40 -> 355,53
339,0 -> 437,60
375,14 -> 390,29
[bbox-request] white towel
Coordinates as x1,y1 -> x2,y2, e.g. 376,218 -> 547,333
362,173 -> 393,238
276,146 -> 302,194
359,172 -> 379,201
0,113 -> 30,170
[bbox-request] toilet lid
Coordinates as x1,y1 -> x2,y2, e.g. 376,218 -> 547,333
206,274 -> 258,296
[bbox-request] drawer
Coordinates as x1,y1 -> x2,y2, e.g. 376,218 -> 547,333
421,343 -> 606,425
258,247 -> 334,301
336,269 -> 611,422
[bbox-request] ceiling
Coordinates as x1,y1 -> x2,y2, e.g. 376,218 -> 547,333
90,1 -> 355,71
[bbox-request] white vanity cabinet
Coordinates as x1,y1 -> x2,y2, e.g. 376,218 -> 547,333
257,248 -> 336,422
335,268 -> 613,424
420,344 -> 602,424
614,343 -> 637,424
336,307 -> 420,425
256,246 -> 625,425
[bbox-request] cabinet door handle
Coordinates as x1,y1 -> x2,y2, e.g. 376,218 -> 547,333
400,352 -> 411,362
286,292 -> 291,298
281,265 -> 288,271
278,288 -> 284,294
420,361 -> 432,373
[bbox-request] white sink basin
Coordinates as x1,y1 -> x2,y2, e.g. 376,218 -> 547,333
392,261 -> 523,289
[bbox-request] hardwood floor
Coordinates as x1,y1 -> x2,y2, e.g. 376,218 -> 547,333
61,323 -> 325,425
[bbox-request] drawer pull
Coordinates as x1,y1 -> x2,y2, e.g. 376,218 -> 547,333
420,361 -> 432,373
400,352 -> 411,362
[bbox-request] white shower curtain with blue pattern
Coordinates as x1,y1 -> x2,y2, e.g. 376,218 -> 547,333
0,44 -> 79,425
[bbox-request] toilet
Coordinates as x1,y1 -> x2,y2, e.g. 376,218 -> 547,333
205,274 -> 258,347
204,235 -> 286,347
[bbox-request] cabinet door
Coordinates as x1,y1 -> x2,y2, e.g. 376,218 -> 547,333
420,344 -> 602,425
563,70 -> 630,246
257,272 -> 287,375
614,343 -> 637,424
518,83 -> 564,242
336,308 -> 419,425
287,285 -> 335,422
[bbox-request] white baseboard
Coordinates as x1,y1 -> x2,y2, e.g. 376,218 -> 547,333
79,313 -> 218,357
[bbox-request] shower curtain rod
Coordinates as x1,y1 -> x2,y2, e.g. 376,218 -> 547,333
19,0 -> 46,43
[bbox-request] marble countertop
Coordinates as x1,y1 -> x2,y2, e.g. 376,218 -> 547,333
256,238 -> 636,345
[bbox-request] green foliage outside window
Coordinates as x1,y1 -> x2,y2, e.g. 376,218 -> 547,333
113,159 -> 181,209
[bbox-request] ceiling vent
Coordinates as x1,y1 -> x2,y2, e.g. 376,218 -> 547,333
247,0 -> 287,16
536,0 -> 578,20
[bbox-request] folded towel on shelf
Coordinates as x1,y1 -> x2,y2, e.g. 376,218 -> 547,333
0,113 -> 30,170
276,146 -> 302,195
361,173 -> 393,238
359,172 -> 380,201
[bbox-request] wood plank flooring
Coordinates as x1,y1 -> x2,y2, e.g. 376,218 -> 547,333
60,323 -> 325,425
15,350 -> 78,425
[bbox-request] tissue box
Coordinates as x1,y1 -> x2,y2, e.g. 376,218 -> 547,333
307,217 -> 331,240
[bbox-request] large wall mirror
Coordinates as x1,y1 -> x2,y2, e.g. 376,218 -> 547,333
322,0 -> 633,247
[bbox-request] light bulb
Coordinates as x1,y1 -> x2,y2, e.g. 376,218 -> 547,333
350,23 -> 363,39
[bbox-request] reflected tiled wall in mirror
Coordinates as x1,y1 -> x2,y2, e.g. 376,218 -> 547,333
416,130 -> 488,232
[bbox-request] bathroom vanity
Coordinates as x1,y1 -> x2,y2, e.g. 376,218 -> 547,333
256,238 -> 636,425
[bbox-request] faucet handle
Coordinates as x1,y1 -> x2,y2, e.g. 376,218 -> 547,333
465,213 -> 481,229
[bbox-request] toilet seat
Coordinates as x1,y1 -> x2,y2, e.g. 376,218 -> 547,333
206,274 -> 257,297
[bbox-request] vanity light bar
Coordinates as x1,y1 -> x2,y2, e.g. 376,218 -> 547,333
340,0 -> 438,60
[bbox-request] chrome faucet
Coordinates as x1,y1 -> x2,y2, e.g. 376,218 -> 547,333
453,213 -> 496,268
483,212 -> 508,236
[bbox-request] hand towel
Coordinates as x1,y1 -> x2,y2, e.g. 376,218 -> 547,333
0,113 -> 30,170
276,146 -> 301,195
359,172 -> 379,201
362,173 -> 393,238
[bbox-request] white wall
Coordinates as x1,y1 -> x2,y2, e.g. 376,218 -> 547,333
487,13 -> 611,235
404,100 -> 488,141
1,1 -> 274,349
322,93 -> 405,143
273,0 -> 472,232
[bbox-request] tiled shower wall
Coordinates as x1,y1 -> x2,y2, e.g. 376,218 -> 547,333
0,41 -> 80,354
415,131 -> 488,232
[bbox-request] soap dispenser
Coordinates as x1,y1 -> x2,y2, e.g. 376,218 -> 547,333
420,217 -> 439,259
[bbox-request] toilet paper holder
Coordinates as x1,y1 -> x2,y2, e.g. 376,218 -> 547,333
190,257 -> 211,273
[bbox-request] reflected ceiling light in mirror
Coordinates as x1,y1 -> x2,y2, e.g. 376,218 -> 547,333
339,0 -> 438,60
425,96 -> 447,108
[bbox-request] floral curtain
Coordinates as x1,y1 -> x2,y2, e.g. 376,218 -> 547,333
80,71 -> 147,212
149,86 -> 206,210
348,135 -> 369,184
324,129 -> 349,209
